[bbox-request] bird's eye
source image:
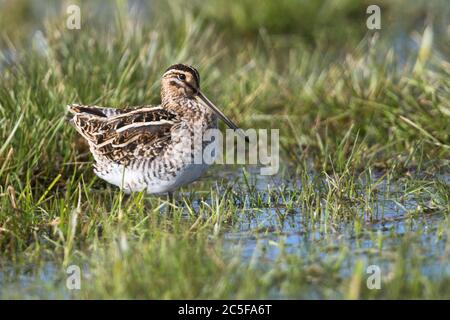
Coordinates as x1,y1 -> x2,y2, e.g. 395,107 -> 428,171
178,74 -> 186,81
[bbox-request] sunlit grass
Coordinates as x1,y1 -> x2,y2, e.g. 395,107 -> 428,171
0,0 -> 449,299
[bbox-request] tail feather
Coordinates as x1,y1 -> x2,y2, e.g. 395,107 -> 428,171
67,104 -> 108,117
66,104 -> 106,142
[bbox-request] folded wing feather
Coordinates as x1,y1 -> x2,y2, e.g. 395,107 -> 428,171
68,104 -> 178,165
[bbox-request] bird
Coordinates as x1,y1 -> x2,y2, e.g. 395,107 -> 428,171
67,64 -> 246,199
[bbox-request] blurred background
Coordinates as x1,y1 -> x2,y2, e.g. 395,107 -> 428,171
0,0 -> 449,48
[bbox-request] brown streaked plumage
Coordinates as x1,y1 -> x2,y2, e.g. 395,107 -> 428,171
67,64 -> 245,195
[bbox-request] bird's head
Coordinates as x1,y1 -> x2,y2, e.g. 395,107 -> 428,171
161,64 -> 200,99
161,63 -> 247,141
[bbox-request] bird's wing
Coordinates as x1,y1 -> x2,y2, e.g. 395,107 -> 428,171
69,105 -> 178,165
68,104 -> 140,117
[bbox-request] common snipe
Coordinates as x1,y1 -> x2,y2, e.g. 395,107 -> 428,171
68,64 -> 245,195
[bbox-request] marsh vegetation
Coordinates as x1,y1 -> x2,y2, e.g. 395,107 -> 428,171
0,0 -> 449,299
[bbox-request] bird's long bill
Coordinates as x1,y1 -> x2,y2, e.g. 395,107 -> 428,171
197,91 -> 248,141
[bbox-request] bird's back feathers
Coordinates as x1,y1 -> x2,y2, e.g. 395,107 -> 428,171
67,104 -> 178,165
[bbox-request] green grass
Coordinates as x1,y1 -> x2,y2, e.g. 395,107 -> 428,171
0,0 -> 449,299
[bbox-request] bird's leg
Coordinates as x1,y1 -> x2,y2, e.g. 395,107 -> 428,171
166,191 -> 174,214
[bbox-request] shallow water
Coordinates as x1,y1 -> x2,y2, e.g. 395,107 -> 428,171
220,169 -> 449,285
0,169 -> 448,298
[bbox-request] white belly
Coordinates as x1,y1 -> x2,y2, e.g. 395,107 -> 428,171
93,120 -> 218,194
95,162 -> 210,195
